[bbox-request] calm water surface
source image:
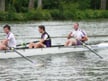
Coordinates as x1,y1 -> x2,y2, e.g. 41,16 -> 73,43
0,20 -> 108,81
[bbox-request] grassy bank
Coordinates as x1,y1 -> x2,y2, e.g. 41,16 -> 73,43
0,9 -> 108,21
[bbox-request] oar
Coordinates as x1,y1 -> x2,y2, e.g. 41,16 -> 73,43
11,48 -> 43,66
17,41 -> 38,47
76,39 -> 103,59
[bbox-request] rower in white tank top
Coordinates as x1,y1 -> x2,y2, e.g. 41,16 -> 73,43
6,32 -> 16,48
0,25 -> 17,50
65,23 -> 88,46
71,29 -> 86,40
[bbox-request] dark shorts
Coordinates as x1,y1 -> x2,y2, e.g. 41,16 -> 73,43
76,40 -> 83,45
45,44 -> 51,47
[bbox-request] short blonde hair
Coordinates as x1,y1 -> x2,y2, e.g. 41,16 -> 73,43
76,23 -> 79,26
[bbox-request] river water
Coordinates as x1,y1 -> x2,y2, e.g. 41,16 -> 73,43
0,20 -> 108,81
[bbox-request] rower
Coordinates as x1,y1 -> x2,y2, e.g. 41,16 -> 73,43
0,25 -> 16,50
65,23 -> 88,46
29,25 -> 51,48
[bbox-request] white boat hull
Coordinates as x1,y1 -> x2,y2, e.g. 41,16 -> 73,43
0,43 -> 108,59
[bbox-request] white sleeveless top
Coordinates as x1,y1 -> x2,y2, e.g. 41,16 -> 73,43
6,32 -> 16,48
71,29 -> 87,40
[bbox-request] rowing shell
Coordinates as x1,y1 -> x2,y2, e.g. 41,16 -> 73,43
0,43 -> 108,59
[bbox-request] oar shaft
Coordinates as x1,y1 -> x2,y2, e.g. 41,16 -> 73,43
14,49 -> 34,64
77,39 -> 103,59
83,43 -> 103,59
17,41 -> 38,47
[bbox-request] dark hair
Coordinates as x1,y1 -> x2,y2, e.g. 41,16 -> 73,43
38,25 -> 45,31
3,25 -> 11,30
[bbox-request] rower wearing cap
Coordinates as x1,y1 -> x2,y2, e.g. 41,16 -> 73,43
65,23 -> 88,46
0,25 -> 16,50
29,25 -> 51,48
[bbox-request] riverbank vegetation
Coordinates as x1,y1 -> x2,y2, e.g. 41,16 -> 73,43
0,0 -> 108,21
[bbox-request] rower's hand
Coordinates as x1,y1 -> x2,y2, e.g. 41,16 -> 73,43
67,32 -> 72,39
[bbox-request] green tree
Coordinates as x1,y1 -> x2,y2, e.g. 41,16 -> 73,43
100,0 -> 106,10
0,0 -> 5,11
43,0 -> 61,9
6,0 -> 29,12
37,0 -> 42,9
28,0 -> 35,10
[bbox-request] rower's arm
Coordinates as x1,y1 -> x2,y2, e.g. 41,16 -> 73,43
1,39 -> 9,45
39,39 -> 45,43
67,32 -> 73,39
39,34 -> 48,43
4,39 -> 10,44
81,36 -> 88,41
5,34 -> 14,44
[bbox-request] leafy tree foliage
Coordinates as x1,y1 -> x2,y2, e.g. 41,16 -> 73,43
0,0 -> 107,21
4,0 -> 108,12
